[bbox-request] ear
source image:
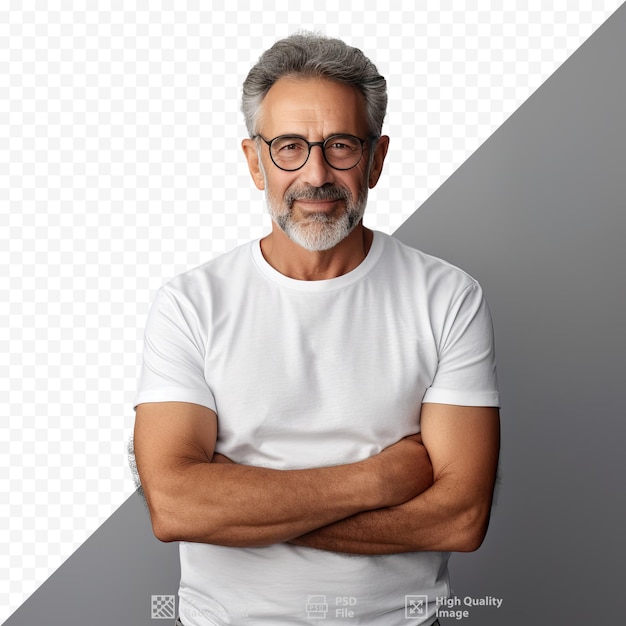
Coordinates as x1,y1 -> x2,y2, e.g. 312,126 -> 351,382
368,135 -> 389,189
242,138 -> 265,190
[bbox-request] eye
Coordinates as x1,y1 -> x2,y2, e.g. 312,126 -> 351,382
273,137 -> 307,152
326,136 -> 360,149
279,142 -> 303,152
325,136 -> 360,160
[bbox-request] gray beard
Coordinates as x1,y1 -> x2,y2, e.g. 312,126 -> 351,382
266,185 -> 368,252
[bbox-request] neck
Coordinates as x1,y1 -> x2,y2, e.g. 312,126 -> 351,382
260,223 -> 373,281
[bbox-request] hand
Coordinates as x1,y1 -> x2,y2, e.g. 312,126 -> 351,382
403,433 -> 425,446
373,433 -> 433,508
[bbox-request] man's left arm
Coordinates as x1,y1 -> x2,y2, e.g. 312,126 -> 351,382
289,403 -> 500,555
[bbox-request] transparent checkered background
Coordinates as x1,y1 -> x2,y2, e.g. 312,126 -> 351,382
0,0 -> 620,618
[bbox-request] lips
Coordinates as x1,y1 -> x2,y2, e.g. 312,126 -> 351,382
295,199 -> 338,207
292,199 -> 344,216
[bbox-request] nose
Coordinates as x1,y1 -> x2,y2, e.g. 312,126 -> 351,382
300,144 -> 335,188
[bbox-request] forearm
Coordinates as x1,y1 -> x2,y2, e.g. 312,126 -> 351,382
148,459 -> 383,546
290,476 -> 494,555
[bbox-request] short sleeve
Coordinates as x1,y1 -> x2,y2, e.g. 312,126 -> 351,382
423,281 -> 500,407
134,286 -> 217,411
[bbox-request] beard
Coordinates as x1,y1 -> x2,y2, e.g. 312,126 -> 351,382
265,182 -> 369,252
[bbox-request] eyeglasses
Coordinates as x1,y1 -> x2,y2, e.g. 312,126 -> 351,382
254,133 -> 376,171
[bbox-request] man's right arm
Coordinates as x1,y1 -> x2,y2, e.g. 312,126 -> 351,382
133,401 -> 431,547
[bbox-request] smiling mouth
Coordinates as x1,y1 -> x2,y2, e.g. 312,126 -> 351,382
297,199 -> 335,205
293,198 -> 342,211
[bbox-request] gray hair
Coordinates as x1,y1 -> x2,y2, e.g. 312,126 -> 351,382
241,32 -> 387,137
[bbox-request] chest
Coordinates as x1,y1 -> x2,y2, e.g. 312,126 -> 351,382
203,284 -> 439,468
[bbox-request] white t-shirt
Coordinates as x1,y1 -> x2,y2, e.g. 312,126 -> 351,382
136,231 -> 499,625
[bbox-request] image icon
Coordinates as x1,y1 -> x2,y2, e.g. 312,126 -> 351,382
405,595 -> 428,620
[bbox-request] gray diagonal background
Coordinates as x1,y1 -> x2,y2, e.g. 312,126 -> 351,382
394,4 -> 626,623
4,4 -> 626,626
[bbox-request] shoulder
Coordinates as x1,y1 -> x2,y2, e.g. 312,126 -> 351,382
376,232 -> 481,295
159,240 -> 258,304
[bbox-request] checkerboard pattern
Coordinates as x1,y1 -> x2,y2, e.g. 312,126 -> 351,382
151,595 -> 176,620
0,0 -> 619,618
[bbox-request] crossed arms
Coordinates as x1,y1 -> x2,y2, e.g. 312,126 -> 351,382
133,401 -> 499,555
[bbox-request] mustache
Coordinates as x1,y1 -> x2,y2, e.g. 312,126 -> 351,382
284,185 -> 352,206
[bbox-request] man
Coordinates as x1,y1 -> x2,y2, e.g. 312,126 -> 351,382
133,32 -> 500,626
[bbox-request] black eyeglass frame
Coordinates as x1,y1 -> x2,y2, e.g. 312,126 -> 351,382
253,133 -> 379,172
